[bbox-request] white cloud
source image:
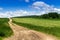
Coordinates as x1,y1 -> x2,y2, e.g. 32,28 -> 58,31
32,1 -> 54,12
25,0 -> 29,2
30,1 -> 60,15
54,8 -> 60,11
0,1 -> 60,18
0,7 -> 3,10
0,10 -> 37,18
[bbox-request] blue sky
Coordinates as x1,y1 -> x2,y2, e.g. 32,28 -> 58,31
0,0 -> 60,11
0,0 -> 60,18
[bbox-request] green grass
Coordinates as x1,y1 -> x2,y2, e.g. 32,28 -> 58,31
12,18 -> 60,38
0,18 -> 13,40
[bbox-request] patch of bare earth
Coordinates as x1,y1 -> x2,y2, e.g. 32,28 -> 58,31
4,19 -> 58,40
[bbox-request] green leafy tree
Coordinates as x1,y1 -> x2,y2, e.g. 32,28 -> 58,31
41,14 -> 49,19
48,12 -> 59,19
40,12 -> 59,19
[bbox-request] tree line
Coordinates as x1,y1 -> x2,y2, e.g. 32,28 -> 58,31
40,12 -> 60,19
14,12 -> 60,19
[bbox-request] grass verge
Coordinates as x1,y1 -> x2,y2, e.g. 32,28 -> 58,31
12,18 -> 60,38
0,18 -> 13,40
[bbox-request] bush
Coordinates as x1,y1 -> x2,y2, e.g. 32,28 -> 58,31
0,32 -> 5,37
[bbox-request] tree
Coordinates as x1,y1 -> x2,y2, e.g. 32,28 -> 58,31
40,12 -> 59,19
48,12 -> 59,19
41,14 -> 49,18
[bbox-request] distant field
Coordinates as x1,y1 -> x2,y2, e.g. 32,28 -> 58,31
0,18 -> 13,40
13,18 -> 60,38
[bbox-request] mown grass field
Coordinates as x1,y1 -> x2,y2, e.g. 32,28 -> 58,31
0,18 -> 13,40
13,17 -> 60,38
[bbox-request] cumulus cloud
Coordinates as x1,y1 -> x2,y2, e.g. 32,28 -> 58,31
0,10 -> 37,18
54,8 -> 60,11
31,1 -> 54,12
31,1 -> 60,14
0,1 -> 60,18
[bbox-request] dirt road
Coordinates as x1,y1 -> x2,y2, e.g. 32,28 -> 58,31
4,18 -> 57,40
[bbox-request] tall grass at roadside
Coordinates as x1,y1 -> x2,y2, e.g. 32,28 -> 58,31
0,18 -> 13,40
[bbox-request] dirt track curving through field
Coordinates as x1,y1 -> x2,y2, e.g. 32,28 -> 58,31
4,18 -> 57,40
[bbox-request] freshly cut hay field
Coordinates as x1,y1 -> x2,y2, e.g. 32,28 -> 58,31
0,18 -> 13,40
13,18 -> 60,38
